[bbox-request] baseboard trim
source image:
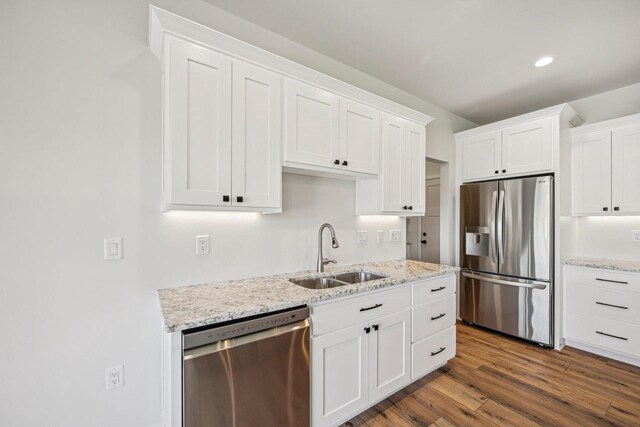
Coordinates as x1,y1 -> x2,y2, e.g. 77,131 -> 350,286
565,338 -> 640,367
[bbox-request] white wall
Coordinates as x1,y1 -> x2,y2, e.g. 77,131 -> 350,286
0,1 -> 474,426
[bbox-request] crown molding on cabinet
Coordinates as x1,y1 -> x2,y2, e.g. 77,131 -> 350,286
570,112 -> 640,137
149,5 -> 434,126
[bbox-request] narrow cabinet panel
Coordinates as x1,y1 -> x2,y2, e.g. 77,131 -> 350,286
166,38 -> 232,207
571,131 -> 612,215
285,79 -> 340,169
232,61 -> 282,208
405,122 -> 426,213
612,124 -> 640,213
382,114 -> 406,212
339,99 -> 380,174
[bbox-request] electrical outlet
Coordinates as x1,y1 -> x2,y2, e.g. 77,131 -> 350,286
357,230 -> 368,245
633,230 -> 640,243
390,230 -> 401,242
196,235 -> 210,255
377,230 -> 384,245
106,365 -> 124,391
104,238 -> 123,261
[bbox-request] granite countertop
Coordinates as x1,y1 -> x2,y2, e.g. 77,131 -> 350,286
563,257 -> 640,273
158,259 -> 459,333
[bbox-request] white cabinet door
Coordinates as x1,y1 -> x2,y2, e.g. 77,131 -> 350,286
405,122 -> 426,213
285,79 -> 340,170
311,323 -> 369,427
571,131 -> 612,215
339,99 -> 380,174
612,124 -> 640,213
382,114 -> 406,212
501,117 -> 553,176
232,61 -> 282,209
369,308 -> 411,402
166,38 -> 232,207
461,131 -> 501,182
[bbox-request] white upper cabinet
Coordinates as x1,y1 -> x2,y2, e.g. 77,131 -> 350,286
501,117 -> 552,176
404,122 -> 427,213
571,115 -> 640,216
461,131 -> 501,181
382,115 -> 406,212
571,131 -> 612,215
285,79 -> 340,170
339,99 -> 381,174
166,38 -> 233,208
232,61 -> 282,209
612,124 -> 640,213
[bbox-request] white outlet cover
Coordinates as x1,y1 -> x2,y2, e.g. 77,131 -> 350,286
104,238 -> 123,261
390,230 -> 401,242
106,365 -> 124,391
196,235 -> 210,255
632,230 -> 640,242
357,230 -> 368,244
377,230 -> 384,244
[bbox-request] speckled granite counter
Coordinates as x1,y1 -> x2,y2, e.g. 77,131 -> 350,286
564,257 -> 640,273
158,259 -> 459,332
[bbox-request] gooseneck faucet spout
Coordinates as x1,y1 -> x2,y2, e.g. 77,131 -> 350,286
317,223 -> 340,272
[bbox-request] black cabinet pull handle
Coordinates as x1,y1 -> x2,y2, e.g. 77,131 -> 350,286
596,278 -> 628,285
614,207 -> 620,211
364,327 -> 371,334
603,207 -> 609,211
372,324 -> 379,331
342,160 -> 348,166
431,286 -> 446,292
360,303 -> 382,312
430,313 -> 446,321
334,159 -> 340,165
596,302 -> 628,310
431,347 -> 446,356
223,195 -> 230,202
596,331 -> 628,341
236,196 -> 244,203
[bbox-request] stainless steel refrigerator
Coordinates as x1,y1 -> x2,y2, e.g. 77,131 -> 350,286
459,175 -> 553,346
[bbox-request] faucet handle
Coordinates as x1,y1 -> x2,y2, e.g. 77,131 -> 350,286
323,258 -> 338,265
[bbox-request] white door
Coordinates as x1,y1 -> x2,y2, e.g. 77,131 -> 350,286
339,99 -> 380,174
369,308 -> 411,402
382,114 -> 406,212
167,38 -> 232,207
405,122 -> 426,213
612,124 -> 640,213
311,323 -> 369,427
501,117 -> 553,176
285,79 -> 340,170
571,131 -> 612,215
461,131 -> 501,182
421,178 -> 441,263
232,61 -> 282,209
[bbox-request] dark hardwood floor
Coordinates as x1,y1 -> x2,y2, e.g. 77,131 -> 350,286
342,322 -> 640,427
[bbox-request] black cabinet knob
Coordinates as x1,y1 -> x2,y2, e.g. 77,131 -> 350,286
408,206 -> 413,210
334,159 -> 340,165
237,196 -> 244,203
364,327 -> 371,334
223,195 -> 230,202
603,207 -> 609,211
402,206 -> 408,210
372,324 -> 379,331
502,169 -> 507,173
614,207 -> 620,211
495,170 -> 499,174
342,160 -> 348,166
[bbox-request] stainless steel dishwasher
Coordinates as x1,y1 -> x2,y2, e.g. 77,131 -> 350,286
182,306 -> 310,427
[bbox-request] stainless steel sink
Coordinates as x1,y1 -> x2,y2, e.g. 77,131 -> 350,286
289,271 -> 387,289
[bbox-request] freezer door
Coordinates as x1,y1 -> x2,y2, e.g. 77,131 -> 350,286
499,175 -> 553,281
460,181 -> 499,274
460,270 -> 552,345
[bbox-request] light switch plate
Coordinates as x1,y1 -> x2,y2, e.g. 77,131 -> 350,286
632,230 -> 640,243
377,230 -> 384,245
357,230 -> 368,245
196,235 -> 210,255
390,230 -> 401,242
104,238 -> 123,261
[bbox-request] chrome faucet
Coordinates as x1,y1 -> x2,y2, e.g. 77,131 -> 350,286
317,223 -> 340,272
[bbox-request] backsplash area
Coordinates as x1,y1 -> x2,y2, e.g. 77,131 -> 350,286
573,216 -> 640,259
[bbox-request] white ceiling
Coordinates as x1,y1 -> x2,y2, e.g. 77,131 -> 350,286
204,0 -> 640,124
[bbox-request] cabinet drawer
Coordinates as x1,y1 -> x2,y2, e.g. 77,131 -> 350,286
566,311 -> 640,357
411,326 -> 456,380
566,283 -> 640,324
412,275 -> 456,306
565,266 -> 640,293
311,286 -> 410,336
412,295 -> 456,343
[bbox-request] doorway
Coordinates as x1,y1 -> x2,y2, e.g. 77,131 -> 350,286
407,160 -> 441,263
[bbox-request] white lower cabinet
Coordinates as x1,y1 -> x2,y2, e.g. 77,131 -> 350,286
310,274 -> 456,427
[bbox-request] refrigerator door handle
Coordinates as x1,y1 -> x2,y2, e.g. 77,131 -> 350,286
462,271 -> 548,290
496,190 -> 505,265
489,190 -> 498,263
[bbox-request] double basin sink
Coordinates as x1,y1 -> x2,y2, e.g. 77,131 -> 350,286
290,271 -> 387,290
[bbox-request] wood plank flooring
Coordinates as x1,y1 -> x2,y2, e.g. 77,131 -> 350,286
342,322 -> 640,427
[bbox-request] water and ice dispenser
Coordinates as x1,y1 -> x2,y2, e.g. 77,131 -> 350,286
464,226 -> 490,257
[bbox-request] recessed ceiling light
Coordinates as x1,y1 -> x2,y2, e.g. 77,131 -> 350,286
534,56 -> 554,67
